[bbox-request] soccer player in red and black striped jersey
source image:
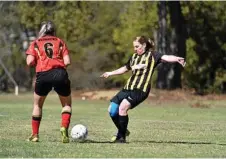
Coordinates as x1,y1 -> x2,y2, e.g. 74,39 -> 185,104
26,21 -> 72,143
101,36 -> 186,143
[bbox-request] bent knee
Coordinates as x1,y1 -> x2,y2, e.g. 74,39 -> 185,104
119,100 -> 131,114
119,106 -> 128,114
109,102 -> 119,117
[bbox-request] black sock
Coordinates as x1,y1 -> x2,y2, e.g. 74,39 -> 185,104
119,115 -> 129,139
110,114 -> 120,130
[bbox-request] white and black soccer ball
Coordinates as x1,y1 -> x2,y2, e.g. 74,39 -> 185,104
71,124 -> 88,141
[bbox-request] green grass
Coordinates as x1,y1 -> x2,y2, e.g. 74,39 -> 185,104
1,93 -> 226,157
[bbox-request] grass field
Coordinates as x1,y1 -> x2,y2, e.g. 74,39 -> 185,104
1,92 -> 226,157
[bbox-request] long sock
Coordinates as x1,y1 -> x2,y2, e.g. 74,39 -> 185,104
110,114 -> 120,130
32,116 -> 42,135
61,112 -> 71,128
119,115 -> 129,139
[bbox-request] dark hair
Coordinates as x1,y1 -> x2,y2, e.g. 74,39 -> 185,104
38,21 -> 55,38
134,36 -> 155,51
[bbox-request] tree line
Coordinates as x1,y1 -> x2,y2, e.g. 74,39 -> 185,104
0,1 -> 225,94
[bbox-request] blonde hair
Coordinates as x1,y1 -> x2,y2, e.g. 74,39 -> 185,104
38,22 -> 47,38
38,21 -> 55,38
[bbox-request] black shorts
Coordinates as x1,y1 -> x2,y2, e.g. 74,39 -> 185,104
35,68 -> 71,96
110,89 -> 149,109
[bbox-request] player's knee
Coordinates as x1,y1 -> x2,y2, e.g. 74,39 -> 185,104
109,102 -> 119,117
119,102 -> 130,115
119,106 -> 127,114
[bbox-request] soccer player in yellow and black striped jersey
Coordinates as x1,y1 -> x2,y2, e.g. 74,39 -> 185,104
101,36 -> 186,143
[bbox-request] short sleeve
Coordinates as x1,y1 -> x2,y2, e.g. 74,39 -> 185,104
26,41 -> 36,56
152,51 -> 163,65
125,56 -> 132,70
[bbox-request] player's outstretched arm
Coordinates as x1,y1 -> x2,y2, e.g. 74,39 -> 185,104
100,66 -> 128,78
161,55 -> 186,67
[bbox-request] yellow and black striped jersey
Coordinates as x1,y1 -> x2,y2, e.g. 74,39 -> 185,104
124,51 -> 163,93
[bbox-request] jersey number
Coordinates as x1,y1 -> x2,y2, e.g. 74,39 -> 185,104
44,43 -> 53,58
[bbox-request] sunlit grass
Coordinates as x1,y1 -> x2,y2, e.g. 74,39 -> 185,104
1,93 -> 226,157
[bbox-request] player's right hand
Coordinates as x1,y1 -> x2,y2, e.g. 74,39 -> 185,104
100,72 -> 112,78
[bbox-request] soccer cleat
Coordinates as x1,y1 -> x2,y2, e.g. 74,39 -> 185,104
60,127 -> 69,143
110,129 -> 130,143
111,135 -> 117,142
125,129 -> 130,137
111,136 -> 126,143
27,134 -> 39,142
111,129 -> 130,141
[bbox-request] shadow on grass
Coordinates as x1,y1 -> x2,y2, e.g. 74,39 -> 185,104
72,139 -> 226,146
72,139 -> 112,144
133,140 -> 226,146
73,139 -> 130,144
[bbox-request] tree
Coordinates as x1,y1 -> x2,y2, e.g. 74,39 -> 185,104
0,2 -> 27,92
156,1 -> 167,89
17,1 -> 126,89
113,1 -> 158,85
182,1 -> 226,94
156,1 -> 187,89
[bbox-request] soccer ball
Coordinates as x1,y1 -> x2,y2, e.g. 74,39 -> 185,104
71,124 -> 88,141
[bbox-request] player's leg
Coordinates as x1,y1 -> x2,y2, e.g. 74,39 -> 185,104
28,72 -> 51,142
59,95 -> 72,129
58,95 -> 71,143
53,68 -> 71,143
28,92 -> 47,142
114,90 -> 148,143
109,90 -> 128,130
117,99 -> 131,143
108,102 -> 120,130
109,90 -> 131,142
108,102 -> 130,141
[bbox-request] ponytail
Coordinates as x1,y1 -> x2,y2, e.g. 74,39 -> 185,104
38,21 -> 55,38
38,22 -> 47,38
148,38 -> 155,51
